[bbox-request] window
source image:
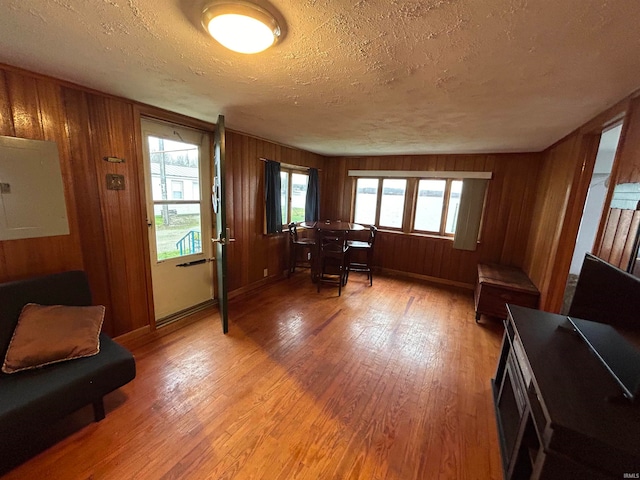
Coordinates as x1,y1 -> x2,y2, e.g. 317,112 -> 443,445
354,178 -> 378,225
171,180 -> 184,200
146,135 -> 203,261
379,179 -> 406,228
280,171 -> 289,225
445,180 -> 462,234
280,167 -> 308,224
191,181 -> 199,200
352,176 -> 479,237
414,179 -> 445,232
413,179 -> 462,235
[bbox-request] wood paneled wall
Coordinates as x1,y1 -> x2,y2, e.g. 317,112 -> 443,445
0,70 -> 85,281
321,153 -> 542,286
0,66 -> 151,336
596,96 -> 640,270
598,209 -> 640,269
0,64 -> 326,338
529,131 -> 606,311
62,90 -> 151,336
225,131 -> 324,293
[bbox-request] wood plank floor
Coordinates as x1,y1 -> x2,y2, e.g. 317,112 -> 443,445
2,273 -> 505,479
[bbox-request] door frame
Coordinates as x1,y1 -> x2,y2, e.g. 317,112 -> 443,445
133,108 -> 218,330
140,117 -> 214,323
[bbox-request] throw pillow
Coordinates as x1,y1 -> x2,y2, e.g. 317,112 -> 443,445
2,303 -> 105,374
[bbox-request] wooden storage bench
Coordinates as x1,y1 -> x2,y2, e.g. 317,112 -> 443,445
474,263 -> 539,321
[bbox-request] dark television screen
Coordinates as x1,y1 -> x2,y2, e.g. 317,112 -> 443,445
568,253 -> 640,331
567,316 -> 640,401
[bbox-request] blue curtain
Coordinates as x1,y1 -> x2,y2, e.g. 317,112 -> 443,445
265,160 -> 282,233
305,168 -> 320,222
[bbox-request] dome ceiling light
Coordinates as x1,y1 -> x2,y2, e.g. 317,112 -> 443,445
201,1 -> 281,54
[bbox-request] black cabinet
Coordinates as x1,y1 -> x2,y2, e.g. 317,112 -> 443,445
492,305 -> 640,479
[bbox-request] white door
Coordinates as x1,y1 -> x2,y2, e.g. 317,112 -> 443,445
141,118 -> 214,323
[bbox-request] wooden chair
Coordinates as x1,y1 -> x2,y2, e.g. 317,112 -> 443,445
287,222 -> 315,277
316,229 -> 349,296
345,225 -> 377,286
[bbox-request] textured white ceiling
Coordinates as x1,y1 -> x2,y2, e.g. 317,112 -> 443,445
1,0 -> 640,156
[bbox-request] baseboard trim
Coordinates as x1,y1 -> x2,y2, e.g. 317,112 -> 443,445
114,326 -> 150,350
115,305 -> 217,351
228,271 -> 288,301
156,299 -> 217,328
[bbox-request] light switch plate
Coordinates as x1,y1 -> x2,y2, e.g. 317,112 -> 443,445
106,174 -> 125,190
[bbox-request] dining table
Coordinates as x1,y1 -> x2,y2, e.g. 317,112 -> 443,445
300,220 -> 366,232
299,220 -> 366,282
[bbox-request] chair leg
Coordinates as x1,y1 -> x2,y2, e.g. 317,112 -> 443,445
288,245 -> 294,277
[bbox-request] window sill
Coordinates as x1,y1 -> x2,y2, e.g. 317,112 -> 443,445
376,229 -> 454,242
376,228 -> 482,246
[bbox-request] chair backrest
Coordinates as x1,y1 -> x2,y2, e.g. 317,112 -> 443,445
368,225 -> 378,247
319,229 -> 347,255
288,222 -> 298,242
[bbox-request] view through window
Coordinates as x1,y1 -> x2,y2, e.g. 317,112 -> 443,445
148,136 -> 203,260
281,169 -> 308,224
353,178 -> 379,225
379,179 -> 407,228
354,176 -> 463,236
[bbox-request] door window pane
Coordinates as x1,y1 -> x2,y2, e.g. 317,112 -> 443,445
280,171 -> 289,224
379,179 -> 406,228
291,173 -> 308,223
354,178 -> 379,225
153,204 -> 202,260
148,135 -> 202,261
148,138 -> 199,201
414,179 -> 446,232
445,180 -> 463,234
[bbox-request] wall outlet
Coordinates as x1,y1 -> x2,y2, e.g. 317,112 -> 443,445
263,268 -> 268,277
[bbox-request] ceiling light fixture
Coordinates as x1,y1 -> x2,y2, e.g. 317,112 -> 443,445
202,1 -> 281,54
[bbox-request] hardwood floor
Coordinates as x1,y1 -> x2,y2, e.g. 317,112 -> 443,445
2,273 -> 504,479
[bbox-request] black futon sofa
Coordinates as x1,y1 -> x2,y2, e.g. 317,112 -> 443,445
0,270 -> 136,452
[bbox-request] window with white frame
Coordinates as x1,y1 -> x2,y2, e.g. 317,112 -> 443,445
280,168 -> 309,225
353,178 -> 378,225
413,178 -> 462,235
379,178 -> 407,228
351,172 -> 489,241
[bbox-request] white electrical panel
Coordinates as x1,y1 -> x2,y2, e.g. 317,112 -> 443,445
0,136 -> 70,241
